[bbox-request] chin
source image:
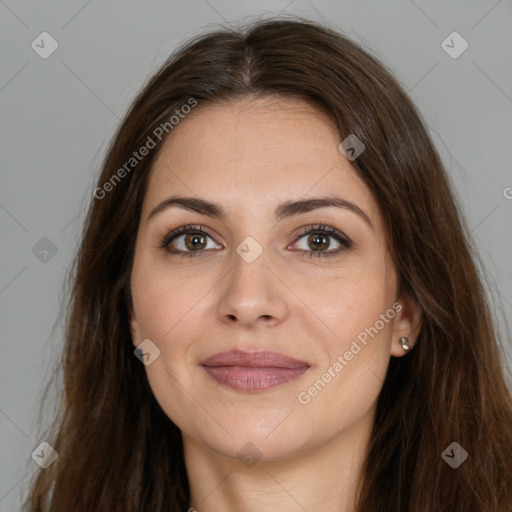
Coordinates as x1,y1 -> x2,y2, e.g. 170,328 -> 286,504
180,406 -> 318,464
204,431 -> 309,465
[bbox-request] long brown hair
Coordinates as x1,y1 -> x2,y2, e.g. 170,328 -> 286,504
24,16 -> 512,511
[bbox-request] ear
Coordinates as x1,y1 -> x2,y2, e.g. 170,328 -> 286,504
390,294 -> 423,357
128,307 -> 141,348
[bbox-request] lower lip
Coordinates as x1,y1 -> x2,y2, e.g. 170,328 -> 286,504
202,365 -> 309,391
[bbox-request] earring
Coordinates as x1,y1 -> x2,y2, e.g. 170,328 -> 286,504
400,337 -> 410,353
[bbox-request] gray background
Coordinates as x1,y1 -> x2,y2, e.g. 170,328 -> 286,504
1,1 -> 511,509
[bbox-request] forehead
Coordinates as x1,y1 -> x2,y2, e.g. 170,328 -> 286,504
143,96 -> 379,226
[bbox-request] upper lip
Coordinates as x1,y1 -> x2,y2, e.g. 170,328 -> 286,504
200,350 -> 310,369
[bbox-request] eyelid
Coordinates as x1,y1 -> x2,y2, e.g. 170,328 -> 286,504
289,224 -> 351,258
158,224 -> 218,249
293,224 -> 350,246
159,223 -> 351,258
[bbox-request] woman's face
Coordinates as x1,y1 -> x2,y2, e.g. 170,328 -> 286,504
129,96 -> 419,462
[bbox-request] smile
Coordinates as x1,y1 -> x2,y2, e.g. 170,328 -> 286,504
200,350 -> 310,391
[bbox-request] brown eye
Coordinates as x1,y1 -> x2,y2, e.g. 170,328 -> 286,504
160,225 -> 221,258
306,232 -> 330,251
182,233 -> 207,251
292,224 -> 351,259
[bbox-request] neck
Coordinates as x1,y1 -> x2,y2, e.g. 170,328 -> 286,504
183,408 -> 374,512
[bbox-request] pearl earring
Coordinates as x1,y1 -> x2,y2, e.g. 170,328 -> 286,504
400,337 -> 410,353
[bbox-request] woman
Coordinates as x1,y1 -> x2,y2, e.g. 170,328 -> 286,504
25,17 -> 512,511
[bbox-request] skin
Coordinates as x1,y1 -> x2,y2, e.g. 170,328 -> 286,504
129,95 -> 422,512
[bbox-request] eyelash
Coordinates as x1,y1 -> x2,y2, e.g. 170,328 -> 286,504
159,224 -> 351,259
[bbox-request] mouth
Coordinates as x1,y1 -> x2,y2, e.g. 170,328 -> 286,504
200,350 -> 310,392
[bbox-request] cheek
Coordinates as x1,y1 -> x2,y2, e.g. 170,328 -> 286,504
130,259 -> 207,428
130,254 -> 205,341
309,256 -> 395,352
329,285 -> 394,350
294,259 -> 396,424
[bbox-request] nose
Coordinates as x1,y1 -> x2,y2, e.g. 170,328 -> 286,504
216,248 -> 288,328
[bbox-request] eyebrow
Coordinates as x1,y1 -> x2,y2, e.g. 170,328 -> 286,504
147,194 -> 373,229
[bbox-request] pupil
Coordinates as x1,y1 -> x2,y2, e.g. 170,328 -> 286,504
187,234 -> 204,250
310,233 -> 328,250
